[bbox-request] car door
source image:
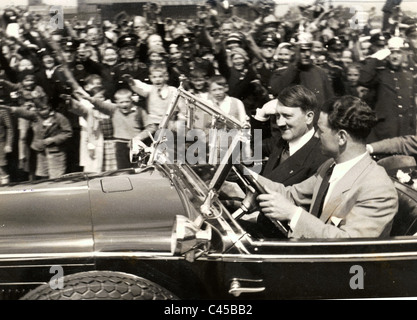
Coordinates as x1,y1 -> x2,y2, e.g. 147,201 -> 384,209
219,235 -> 417,299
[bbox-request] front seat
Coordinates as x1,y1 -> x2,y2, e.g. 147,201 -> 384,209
390,180 -> 417,237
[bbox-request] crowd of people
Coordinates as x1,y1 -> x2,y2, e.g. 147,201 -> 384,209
0,0 -> 415,189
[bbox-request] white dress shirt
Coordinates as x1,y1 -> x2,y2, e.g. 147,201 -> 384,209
288,128 -> 315,156
323,152 -> 368,207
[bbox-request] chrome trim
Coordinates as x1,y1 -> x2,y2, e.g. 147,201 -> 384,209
1,248 -> 417,264
0,251 -> 178,262
208,251 -> 417,263
0,263 -> 93,268
0,186 -> 89,195
246,235 -> 417,247
0,282 -> 46,286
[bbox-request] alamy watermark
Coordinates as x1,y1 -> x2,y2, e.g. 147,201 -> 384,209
349,265 -> 365,290
348,5 -> 369,31
49,265 -> 64,289
146,126 -> 264,174
49,6 -> 64,31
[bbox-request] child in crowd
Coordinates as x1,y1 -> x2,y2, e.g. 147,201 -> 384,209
207,75 -> 248,125
344,63 -> 370,101
128,63 -> 178,133
0,102 -> 72,179
69,74 -> 117,173
80,88 -> 149,169
186,69 -> 209,101
1,71 -> 49,179
193,75 -> 250,164
344,63 -> 362,97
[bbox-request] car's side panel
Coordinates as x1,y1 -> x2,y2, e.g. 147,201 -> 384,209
0,177 -> 95,296
219,236 -> 417,299
0,179 -> 93,254
89,169 -> 187,252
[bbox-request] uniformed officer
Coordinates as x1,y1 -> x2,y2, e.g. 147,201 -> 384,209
113,33 -> 150,92
369,32 -> 389,56
359,36 -> 417,142
50,39 -> 86,174
253,33 -> 280,93
168,35 -> 216,87
321,37 -> 346,96
405,24 -> 417,77
269,32 -> 334,106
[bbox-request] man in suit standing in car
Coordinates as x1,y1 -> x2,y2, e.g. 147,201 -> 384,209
256,95 -> 398,238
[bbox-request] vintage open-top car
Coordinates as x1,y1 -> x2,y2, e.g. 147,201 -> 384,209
1,86 -> 417,300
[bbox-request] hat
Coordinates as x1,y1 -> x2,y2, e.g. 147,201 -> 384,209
226,32 -> 243,44
260,33 -> 280,47
173,35 -> 193,48
277,42 -> 293,51
294,32 -> 313,49
230,47 -> 249,61
388,36 -> 405,51
37,47 -> 53,58
326,37 -> 344,52
116,34 -> 139,48
61,38 -> 79,52
370,32 -> 387,47
73,21 -> 86,31
3,8 -> 18,24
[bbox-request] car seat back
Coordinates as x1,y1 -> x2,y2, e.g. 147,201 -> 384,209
391,180 -> 417,236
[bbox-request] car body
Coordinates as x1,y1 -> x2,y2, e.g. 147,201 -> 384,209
1,86 -> 417,300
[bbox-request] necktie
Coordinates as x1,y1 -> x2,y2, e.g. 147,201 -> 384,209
278,143 -> 290,165
310,163 -> 335,218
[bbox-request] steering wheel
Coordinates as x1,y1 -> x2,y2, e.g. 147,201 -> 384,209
233,163 -> 288,237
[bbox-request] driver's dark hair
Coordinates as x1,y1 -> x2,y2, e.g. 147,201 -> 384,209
277,85 -> 318,114
324,95 -> 377,142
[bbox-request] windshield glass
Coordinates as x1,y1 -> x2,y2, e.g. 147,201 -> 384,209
148,85 -> 256,186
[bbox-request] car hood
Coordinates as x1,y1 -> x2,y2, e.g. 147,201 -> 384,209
0,167 -> 186,254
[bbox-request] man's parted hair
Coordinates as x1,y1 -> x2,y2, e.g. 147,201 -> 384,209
277,85 -> 318,114
323,95 -> 377,142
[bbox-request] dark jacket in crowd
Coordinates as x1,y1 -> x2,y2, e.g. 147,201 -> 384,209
269,63 -> 334,107
359,57 -> 417,142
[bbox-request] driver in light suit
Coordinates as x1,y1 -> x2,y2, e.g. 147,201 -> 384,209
254,95 -> 398,238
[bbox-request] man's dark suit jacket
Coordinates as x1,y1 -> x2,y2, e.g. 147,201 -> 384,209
262,135 -> 329,187
250,116 -> 329,187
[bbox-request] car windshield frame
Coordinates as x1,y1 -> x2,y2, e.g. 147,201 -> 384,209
146,84 -> 250,201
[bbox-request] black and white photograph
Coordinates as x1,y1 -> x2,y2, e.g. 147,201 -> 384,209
0,0 -> 416,306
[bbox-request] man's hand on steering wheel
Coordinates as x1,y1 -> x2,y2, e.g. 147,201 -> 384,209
257,187 -> 298,223
232,164 -> 289,236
